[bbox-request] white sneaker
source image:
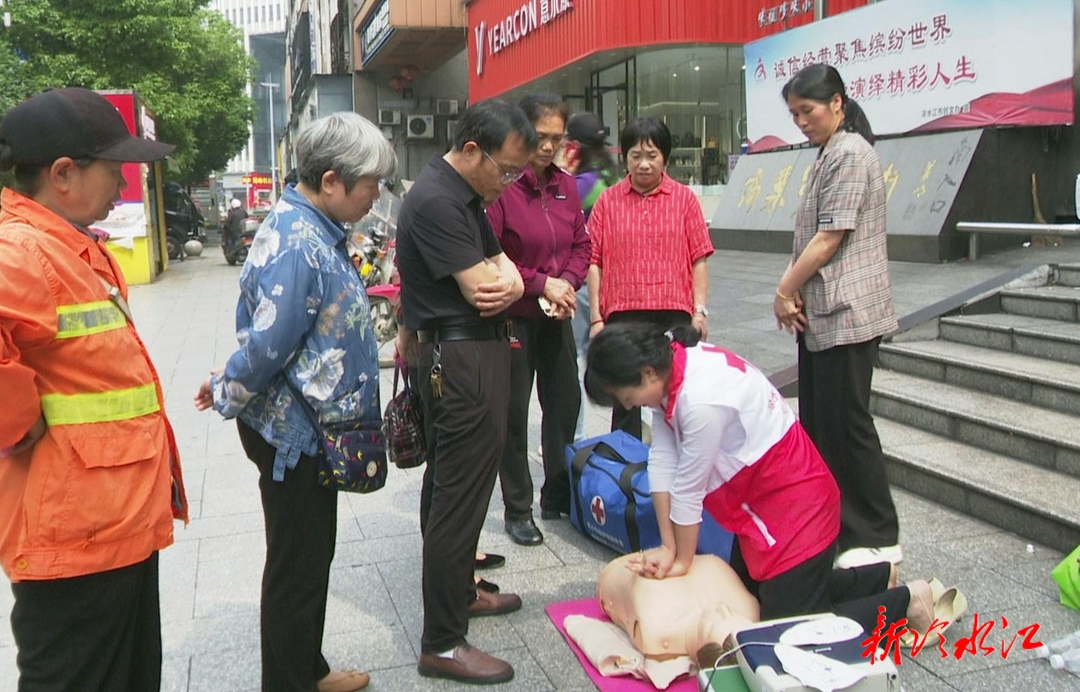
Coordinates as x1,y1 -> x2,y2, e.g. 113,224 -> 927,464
834,545 -> 904,569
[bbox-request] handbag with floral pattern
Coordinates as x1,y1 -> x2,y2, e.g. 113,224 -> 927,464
287,381 -> 388,493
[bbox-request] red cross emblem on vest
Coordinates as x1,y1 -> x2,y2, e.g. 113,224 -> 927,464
590,496 -> 606,526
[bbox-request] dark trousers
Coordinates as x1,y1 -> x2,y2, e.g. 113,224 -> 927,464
411,364 -> 437,537
798,337 -> 899,551
605,310 -> 691,439
417,338 -> 512,653
500,317 -> 580,519
11,553 -> 161,692
238,420 -> 337,692
728,539 -> 909,636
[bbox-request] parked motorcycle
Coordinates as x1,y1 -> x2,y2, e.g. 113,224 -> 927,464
350,191 -> 400,288
164,182 -> 207,260
349,191 -> 402,367
367,281 -> 400,368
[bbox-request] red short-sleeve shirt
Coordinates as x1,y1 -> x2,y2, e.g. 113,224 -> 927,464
590,174 -> 713,318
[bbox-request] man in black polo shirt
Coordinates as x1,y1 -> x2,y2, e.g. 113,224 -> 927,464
397,99 -> 537,685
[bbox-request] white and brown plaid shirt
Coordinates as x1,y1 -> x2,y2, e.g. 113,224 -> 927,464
793,130 -> 898,352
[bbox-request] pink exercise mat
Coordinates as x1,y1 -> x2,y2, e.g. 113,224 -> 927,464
544,597 -> 698,692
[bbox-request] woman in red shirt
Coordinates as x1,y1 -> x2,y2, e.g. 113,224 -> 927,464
586,117 -> 713,440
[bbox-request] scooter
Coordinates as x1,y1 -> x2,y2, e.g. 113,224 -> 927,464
224,217 -> 259,266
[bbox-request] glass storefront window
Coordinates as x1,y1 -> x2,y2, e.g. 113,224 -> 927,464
500,44 -> 747,187
632,46 -> 744,186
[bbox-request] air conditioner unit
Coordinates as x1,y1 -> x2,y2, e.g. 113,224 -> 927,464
378,109 -> 401,125
446,119 -> 460,142
407,114 -> 435,139
436,99 -> 459,116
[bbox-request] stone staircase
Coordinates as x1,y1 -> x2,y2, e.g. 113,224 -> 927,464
872,263 -> 1080,554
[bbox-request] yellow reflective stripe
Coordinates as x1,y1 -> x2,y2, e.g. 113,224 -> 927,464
55,301 -> 127,339
40,384 -> 161,426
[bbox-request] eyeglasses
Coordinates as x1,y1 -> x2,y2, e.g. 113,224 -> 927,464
482,150 -> 526,185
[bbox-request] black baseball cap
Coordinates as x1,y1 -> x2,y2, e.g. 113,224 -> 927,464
0,87 -> 176,165
567,112 -> 609,148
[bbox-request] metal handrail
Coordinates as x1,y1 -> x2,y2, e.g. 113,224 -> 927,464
956,221 -> 1080,260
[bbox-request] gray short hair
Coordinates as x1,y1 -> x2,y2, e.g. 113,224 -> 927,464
295,112 -> 397,191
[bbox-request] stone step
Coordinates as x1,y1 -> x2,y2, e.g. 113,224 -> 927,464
1056,263 -> 1080,288
1000,285 -> 1080,322
870,369 -> 1080,479
878,417 -> 1080,554
939,313 -> 1080,366
878,339 -> 1080,415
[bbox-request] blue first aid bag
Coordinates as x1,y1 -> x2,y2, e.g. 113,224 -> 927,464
566,430 -> 733,560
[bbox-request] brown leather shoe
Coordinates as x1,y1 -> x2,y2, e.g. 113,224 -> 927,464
467,588 -> 522,618
418,644 -> 514,684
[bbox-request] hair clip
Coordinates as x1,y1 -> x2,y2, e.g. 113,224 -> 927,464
664,330 -> 674,342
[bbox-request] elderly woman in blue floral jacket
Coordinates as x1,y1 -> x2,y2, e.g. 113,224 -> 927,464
195,112 -> 396,692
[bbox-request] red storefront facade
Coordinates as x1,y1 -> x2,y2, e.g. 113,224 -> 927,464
467,0 -> 870,185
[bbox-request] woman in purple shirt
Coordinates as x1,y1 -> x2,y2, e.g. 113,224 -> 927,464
486,93 -> 592,546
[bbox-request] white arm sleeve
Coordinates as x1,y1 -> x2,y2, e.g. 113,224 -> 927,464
647,409 -> 678,493
669,403 -> 741,526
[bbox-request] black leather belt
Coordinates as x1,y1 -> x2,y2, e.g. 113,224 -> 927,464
417,322 -> 511,344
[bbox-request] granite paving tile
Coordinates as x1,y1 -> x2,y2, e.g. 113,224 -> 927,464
7,248 -> 1080,692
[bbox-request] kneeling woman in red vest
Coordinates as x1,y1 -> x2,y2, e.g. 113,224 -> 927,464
585,322 -> 936,641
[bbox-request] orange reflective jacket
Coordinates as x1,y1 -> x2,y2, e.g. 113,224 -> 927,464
0,189 -> 188,582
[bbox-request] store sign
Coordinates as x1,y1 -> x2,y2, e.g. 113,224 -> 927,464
474,0 -> 574,76
242,174 -> 273,187
758,0 -> 815,27
139,106 -> 157,141
744,0 -> 1073,151
361,1 -> 394,63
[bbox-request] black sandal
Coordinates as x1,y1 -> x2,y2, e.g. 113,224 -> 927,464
474,553 -> 505,570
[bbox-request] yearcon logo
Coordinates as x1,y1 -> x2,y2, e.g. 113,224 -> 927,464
474,0 -> 574,77
474,21 -> 486,76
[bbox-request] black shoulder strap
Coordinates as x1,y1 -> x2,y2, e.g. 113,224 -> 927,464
569,440 -> 649,552
618,461 -> 648,552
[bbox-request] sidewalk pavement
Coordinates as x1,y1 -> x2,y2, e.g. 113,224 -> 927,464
3,243 -> 1080,691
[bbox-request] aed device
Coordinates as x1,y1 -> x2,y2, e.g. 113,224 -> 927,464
699,614 -> 900,692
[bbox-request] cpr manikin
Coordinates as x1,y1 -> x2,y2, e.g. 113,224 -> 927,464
598,553 -> 759,663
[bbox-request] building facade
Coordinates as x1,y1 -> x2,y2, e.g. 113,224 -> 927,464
465,0 -> 872,187
348,0 -> 470,181
210,0 -> 288,178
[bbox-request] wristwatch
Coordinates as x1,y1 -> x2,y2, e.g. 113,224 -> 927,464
693,305 -> 709,317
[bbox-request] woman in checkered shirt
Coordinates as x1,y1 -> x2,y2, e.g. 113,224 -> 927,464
772,64 -> 901,573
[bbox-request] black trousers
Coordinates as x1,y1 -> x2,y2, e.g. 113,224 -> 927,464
238,420 -> 337,692
605,310 -> 691,439
11,552 -> 161,692
728,539 -> 909,636
500,317 -> 580,520
798,337 -> 899,551
417,338 -> 512,653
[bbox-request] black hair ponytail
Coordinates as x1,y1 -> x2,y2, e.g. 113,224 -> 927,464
840,97 -> 875,145
584,322 -> 701,406
782,63 -> 876,145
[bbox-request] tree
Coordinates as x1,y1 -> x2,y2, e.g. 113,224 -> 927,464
0,0 -> 255,182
